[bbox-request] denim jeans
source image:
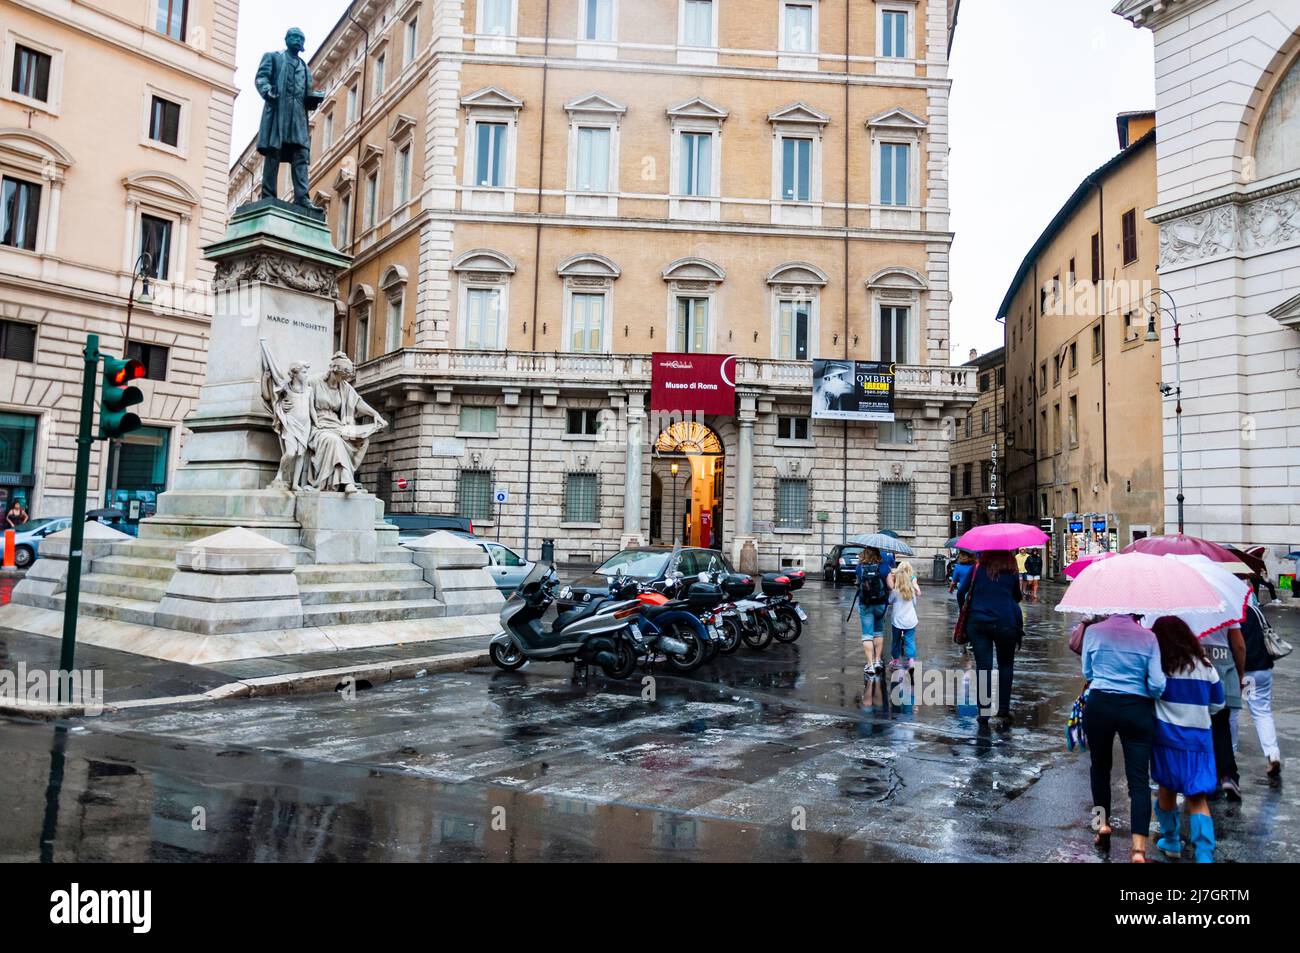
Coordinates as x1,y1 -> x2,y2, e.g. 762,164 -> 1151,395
967,620 -> 1017,718
858,602 -> 887,639
891,627 -> 917,660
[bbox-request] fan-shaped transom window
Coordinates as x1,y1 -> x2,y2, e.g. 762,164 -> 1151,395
655,420 -> 723,456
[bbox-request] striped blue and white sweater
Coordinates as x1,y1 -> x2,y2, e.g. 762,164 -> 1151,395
1154,661 -> 1225,753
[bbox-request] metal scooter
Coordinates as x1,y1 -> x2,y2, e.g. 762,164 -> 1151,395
490,563 -> 643,678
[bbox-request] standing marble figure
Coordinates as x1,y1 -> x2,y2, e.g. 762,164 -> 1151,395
256,27 -> 324,210
260,339 -> 312,490
307,353 -> 388,494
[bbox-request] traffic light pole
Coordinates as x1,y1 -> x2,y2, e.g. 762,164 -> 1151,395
59,333 -> 100,699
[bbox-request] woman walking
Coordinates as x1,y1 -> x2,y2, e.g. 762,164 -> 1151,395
856,547 -> 893,678
1240,595 -> 1282,779
1080,613 -> 1166,862
1150,616 -> 1223,863
887,561 -> 920,669
955,549 -> 1023,728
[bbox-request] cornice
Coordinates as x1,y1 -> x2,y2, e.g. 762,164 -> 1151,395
1112,0 -> 1218,31
1149,174 -> 1300,224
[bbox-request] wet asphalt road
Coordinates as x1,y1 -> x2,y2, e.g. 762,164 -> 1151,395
2,577 -> 1298,862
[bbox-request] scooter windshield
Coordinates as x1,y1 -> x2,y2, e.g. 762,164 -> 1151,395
517,561 -> 550,596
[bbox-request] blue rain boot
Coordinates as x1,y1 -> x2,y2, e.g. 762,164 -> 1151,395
1189,814 -> 1216,864
1154,804 -> 1182,859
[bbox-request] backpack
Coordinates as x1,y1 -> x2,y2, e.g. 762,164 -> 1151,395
860,562 -> 888,605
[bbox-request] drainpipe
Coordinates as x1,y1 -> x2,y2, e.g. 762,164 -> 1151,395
840,0 -> 851,545
343,9 -> 371,356
522,0 -> 553,560
1097,178 -> 1109,485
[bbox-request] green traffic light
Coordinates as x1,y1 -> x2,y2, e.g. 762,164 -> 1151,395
99,353 -> 145,440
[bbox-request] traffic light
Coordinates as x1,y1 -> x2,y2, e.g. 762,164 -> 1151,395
99,353 -> 145,440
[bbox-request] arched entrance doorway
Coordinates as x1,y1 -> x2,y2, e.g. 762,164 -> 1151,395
651,420 -> 725,550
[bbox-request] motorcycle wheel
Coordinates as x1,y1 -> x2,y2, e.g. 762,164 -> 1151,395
773,607 -> 803,643
718,618 -> 743,654
600,639 -> 638,680
489,640 -> 527,671
665,624 -> 707,672
741,616 -> 774,650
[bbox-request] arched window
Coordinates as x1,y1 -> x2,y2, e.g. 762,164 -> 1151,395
1255,54 -> 1300,180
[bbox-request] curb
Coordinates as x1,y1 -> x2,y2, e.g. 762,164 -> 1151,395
1,649 -> 489,719
109,649 -> 489,711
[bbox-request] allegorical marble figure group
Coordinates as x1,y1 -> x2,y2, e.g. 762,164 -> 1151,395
260,340 -> 389,494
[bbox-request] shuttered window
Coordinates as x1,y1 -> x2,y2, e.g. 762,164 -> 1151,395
0,320 -> 37,362
1121,209 -> 1138,265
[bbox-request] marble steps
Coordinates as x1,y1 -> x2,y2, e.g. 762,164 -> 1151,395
80,573 -> 169,604
294,563 -> 425,586
110,539 -> 315,565
301,598 -> 446,627
298,581 -> 434,606
380,546 -> 415,564
89,555 -> 178,583
59,592 -> 158,627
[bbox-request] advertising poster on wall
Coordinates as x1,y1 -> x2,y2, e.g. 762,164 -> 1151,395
811,359 -> 896,421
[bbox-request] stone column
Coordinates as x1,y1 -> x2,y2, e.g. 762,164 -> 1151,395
621,389 -> 647,548
733,392 -> 758,570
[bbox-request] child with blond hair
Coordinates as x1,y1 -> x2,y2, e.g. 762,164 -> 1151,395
888,561 -> 921,669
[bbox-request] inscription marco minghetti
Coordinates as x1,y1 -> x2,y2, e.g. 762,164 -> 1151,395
267,314 -> 329,333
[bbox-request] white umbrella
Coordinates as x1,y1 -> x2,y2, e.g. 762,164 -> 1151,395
1140,553 -> 1251,638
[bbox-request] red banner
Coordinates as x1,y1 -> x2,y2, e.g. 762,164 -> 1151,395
650,352 -> 737,416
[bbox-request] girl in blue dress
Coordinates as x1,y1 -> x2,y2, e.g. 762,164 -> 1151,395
1150,616 -> 1225,863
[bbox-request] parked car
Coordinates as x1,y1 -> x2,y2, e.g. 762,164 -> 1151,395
10,518 -> 73,569
478,541 -> 534,595
562,546 -> 736,605
385,513 -> 475,543
822,544 -> 865,584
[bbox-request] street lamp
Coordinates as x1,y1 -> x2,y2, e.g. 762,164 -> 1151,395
107,253 -> 154,510
1145,289 -> 1184,534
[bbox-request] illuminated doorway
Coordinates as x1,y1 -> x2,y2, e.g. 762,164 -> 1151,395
650,420 -> 724,550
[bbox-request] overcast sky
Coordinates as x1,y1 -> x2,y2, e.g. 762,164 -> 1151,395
231,0 -> 1155,362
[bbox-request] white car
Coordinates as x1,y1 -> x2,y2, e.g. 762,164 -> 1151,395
10,518 -> 73,569
478,541 -> 534,595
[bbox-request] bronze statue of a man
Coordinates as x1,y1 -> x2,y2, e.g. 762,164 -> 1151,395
256,27 -> 324,211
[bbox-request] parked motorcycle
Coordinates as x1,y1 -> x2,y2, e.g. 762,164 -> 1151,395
755,570 -> 808,643
490,563 -> 643,678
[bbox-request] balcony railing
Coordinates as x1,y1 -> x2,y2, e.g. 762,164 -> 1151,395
356,349 -> 977,403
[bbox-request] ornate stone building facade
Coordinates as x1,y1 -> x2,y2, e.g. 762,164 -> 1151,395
1115,0 -> 1300,575
1,0 -> 239,519
230,0 -> 974,568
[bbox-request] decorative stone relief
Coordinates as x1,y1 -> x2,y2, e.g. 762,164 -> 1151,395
1159,184 -> 1300,267
214,251 -> 340,296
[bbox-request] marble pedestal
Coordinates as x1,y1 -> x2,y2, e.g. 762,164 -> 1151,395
296,493 -> 382,565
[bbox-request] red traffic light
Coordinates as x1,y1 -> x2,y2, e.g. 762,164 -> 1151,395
113,359 -> 146,385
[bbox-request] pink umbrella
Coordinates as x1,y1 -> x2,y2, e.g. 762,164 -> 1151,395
1056,552 -> 1225,617
954,523 -> 1049,552
1063,552 -> 1115,579
1140,554 -> 1251,639
1122,534 -> 1250,576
